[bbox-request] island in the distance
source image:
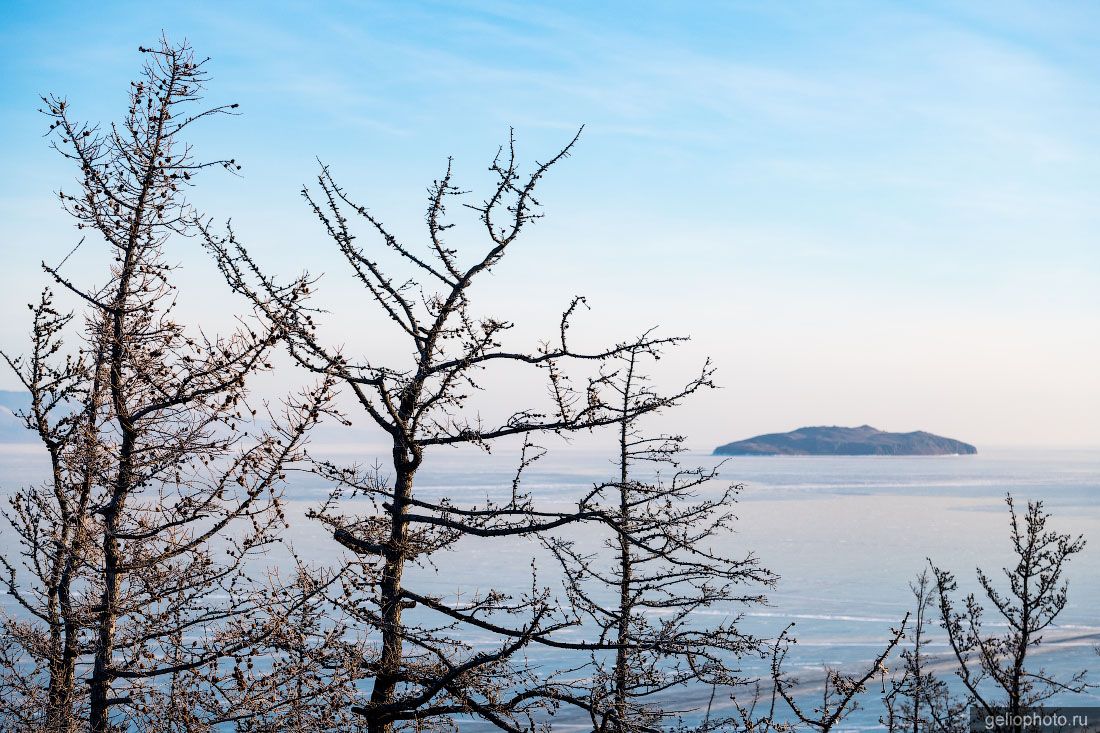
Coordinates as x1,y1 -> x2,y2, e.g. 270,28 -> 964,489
713,425 -> 977,456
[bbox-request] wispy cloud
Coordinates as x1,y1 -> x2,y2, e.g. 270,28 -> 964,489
1,0 -> 1098,445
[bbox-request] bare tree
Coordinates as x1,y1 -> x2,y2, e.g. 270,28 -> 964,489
0,39 -> 337,733
720,603 -> 908,733
881,571 -> 965,733
0,289 -> 105,731
764,617 -> 908,733
203,130 -> 702,732
931,495 -> 1088,731
541,344 -> 775,732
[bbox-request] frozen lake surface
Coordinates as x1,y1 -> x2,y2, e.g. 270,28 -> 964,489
1,444 -> 1097,730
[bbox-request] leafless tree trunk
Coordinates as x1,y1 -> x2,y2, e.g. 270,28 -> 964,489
0,289 -> 107,731
931,495 -> 1088,732
541,344 -> 775,732
881,570 -> 965,733
205,130 -> 699,732
1,38 -> 336,733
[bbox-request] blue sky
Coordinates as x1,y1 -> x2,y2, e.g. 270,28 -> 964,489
1,1 -> 1098,447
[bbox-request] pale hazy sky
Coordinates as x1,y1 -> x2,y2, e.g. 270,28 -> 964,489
1,1 -> 1098,448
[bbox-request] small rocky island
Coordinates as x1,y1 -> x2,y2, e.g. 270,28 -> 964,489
713,425 -> 976,456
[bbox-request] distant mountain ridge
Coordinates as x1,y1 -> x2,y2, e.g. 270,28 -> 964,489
0,391 -> 33,443
713,425 -> 976,456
